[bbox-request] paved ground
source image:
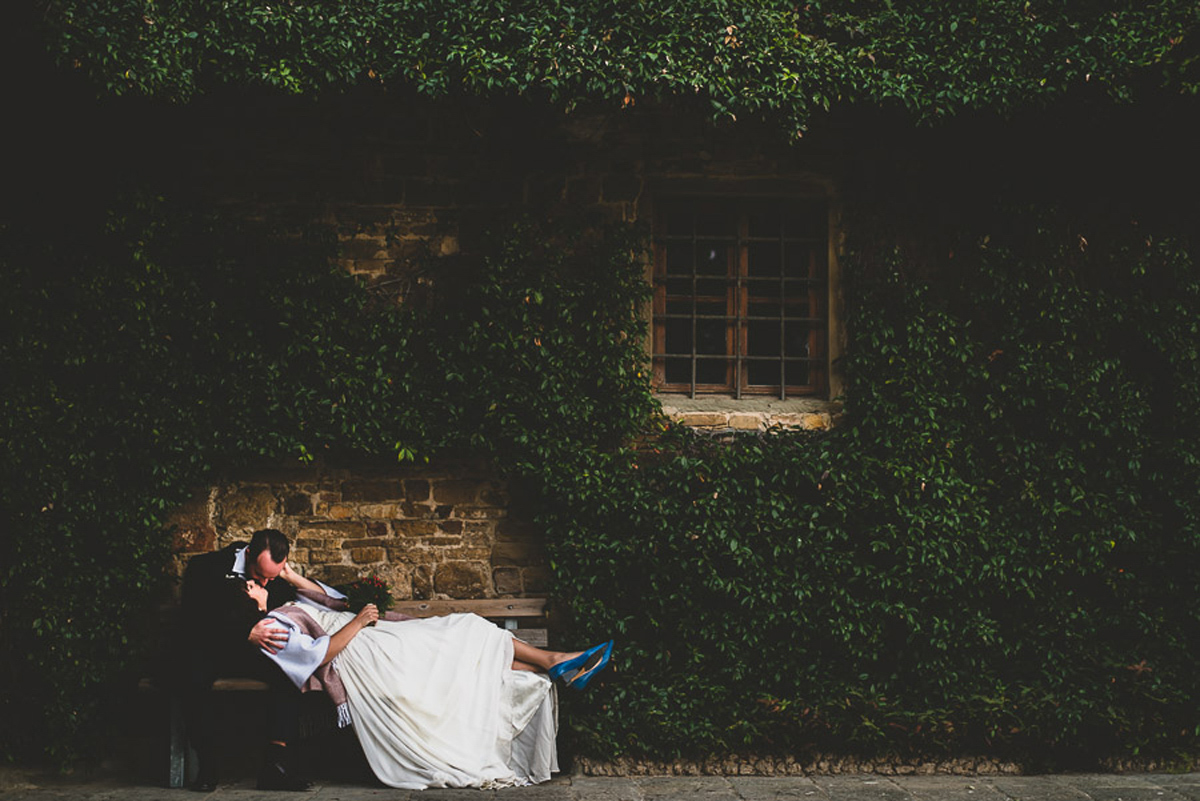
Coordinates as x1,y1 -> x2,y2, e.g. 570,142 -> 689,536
1,772 -> 1198,801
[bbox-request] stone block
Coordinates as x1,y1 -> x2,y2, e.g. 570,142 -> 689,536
386,547 -> 421,564
299,522 -> 367,540
340,235 -> 388,261
404,479 -> 430,503
800,413 -> 831,430
728,413 -> 764,431
295,537 -> 334,548
341,479 -> 405,503
308,549 -> 344,564
412,565 -> 433,600
433,561 -> 489,598
492,567 -> 522,595
167,491 -> 216,553
522,565 -> 552,593
438,520 -> 464,536
357,503 -> 407,519
318,565 -> 360,585
394,520 -> 439,537
349,537 -> 393,548
480,485 -> 508,506
350,547 -> 385,564
676,412 -> 728,428
323,504 -> 358,520
366,521 -> 390,538
215,486 -> 277,534
447,544 -> 493,560
495,519 -> 533,542
491,541 -> 538,566
431,480 -> 480,505
455,507 -> 506,520
771,412 -> 832,430
282,492 -> 313,516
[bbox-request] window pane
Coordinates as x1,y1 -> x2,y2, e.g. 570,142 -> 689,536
696,357 -> 728,385
748,300 -> 780,319
695,319 -> 726,355
664,357 -> 692,384
747,360 -> 782,386
785,359 -> 811,386
695,241 -> 730,276
665,318 -> 692,355
748,320 -> 782,358
653,195 -> 827,396
783,244 -> 816,278
781,293 -> 811,318
665,243 -> 693,273
695,278 -> 728,299
665,277 -> 691,297
784,323 -> 812,358
747,242 -> 781,277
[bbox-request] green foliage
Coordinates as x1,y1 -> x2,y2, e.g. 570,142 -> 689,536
538,209 -> 1200,766
39,1 -> 1200,132
2,154 -> 1199,770
0,195 -> 652,764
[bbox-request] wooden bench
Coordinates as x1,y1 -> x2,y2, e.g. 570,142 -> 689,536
142,597 -> 548,788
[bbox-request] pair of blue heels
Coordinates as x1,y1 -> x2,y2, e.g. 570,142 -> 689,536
547,640 -> 613,689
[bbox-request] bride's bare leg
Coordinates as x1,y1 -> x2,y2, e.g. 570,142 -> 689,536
510,637 -> 583,673
511,658 -> 540,672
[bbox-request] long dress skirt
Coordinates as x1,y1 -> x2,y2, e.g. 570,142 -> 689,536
302,607 -> 557,789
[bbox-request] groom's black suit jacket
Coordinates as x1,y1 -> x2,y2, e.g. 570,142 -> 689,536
180,542 -> 297,661
177,544 -> 303,753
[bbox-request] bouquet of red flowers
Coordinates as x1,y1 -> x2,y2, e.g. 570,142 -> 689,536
335,574 -> 395,620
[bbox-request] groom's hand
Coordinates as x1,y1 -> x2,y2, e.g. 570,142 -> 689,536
249,619 -> 289,654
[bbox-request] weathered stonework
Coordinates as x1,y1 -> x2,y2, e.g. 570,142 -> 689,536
168,460 -> 546,604
664,408 -> 836,434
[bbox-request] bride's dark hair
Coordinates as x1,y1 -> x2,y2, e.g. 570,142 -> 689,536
217,576 -> 267,638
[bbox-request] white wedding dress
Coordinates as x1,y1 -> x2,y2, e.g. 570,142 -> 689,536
300,607 -> 558,789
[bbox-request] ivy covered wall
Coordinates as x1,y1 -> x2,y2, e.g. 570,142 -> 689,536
3,1 -> 1200,772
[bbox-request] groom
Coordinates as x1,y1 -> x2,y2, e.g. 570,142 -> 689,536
179,528 -> 307,791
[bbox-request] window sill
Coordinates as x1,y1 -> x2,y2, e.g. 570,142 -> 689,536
655,394 -> 843,433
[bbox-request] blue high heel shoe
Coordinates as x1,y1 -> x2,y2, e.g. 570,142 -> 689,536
547,640 -> 613,689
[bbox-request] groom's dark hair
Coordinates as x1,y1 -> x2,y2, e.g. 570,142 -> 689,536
247,528 -> 290,563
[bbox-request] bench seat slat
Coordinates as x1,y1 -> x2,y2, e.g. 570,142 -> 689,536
391,598 -> 546,618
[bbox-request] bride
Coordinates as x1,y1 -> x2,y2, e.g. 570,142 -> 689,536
221,566 -> 611,790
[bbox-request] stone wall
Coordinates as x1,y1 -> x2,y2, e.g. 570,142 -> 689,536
166,460 -> 546,602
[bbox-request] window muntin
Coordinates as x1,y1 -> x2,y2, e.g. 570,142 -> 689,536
652,197 -> 828,398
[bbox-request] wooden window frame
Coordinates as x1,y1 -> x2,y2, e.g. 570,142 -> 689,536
651,196 -> 829,399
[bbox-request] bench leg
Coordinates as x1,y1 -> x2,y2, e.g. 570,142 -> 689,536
169,695 -> 186,788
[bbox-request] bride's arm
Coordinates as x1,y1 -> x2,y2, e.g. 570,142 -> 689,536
320,604 -> 379,666
279,560 -> 327,595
